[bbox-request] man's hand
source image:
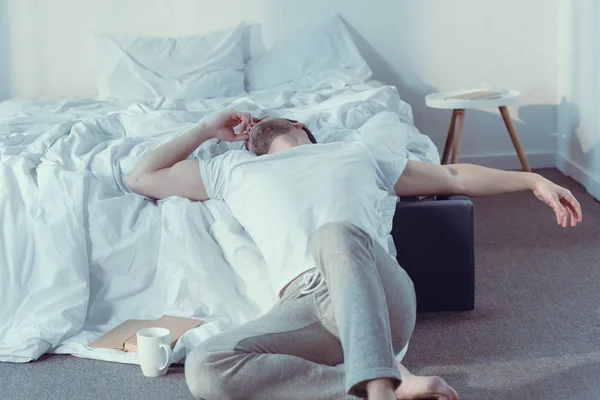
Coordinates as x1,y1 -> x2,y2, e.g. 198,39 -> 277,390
532,176 -> 583,227
202,109 -> 258,142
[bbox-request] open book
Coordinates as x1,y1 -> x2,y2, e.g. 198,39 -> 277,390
445,91 -> 503,101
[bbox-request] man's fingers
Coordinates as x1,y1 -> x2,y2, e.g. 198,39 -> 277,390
538,185 -> 581,227
552,200 -> 565,226
555,200 -> 564,227
548,199 -> 565,217
570,208 -> 577,227
562,192 -> 582,222
237,115 -> 260,135
240,119 -> 248,134
562,200 -> 578,227
559,191 -> 582,227
564,206 -> 572,227
231,110 -> 248,123
231,133 -> 249,142
238,113 -> 249,130
557,209 -> 564,227
236,113 -> 255,135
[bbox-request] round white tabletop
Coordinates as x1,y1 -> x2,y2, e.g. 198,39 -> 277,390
425,89 -> 521,109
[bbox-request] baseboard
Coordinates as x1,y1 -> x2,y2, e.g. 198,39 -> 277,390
458,152 -> 556,170
556,154 -> 600,200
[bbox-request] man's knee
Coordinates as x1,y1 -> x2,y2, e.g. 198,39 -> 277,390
185,345 -> 227,399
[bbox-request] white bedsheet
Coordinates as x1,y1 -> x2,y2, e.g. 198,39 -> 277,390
0,81 -> 439,364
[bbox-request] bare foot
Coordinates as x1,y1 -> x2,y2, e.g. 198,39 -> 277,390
395,363 -> 459,400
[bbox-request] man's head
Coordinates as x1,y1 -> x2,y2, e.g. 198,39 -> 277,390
244,117 -> 317,155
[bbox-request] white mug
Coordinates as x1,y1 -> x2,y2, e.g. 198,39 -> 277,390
137,327 -> 173,377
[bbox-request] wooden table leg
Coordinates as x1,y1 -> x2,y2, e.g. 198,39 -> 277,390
450,109 -> 465,164
442,110 -> 458,164
499,106 -> 531,172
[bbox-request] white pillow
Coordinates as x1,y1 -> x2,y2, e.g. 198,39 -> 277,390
96,25 -> 246,100
245,16 -> 371,91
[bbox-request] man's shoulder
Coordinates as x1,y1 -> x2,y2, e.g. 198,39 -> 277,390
315,141 -> 362,150
206,149 -> 255,163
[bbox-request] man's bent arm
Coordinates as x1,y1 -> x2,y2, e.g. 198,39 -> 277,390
128,124 -> 213,183
394,161 -> 582,227
125,124 -> 213,201
125,110 -> 253,201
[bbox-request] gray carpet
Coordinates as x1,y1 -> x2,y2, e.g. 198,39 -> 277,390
403,169 -> 600,399
1,168 -> 599,400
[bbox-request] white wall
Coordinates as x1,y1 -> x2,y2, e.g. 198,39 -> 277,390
5,0 -> 558,167
556,0 -> 600,200
0,0 -> 10,100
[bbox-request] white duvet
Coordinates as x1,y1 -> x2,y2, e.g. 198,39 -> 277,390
0,81 -> 439,364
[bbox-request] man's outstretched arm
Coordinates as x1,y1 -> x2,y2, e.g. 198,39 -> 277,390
394,161 -> 583,227
126,110 -> 253,201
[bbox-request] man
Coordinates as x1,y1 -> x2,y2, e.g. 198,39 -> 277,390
126,110 -> 582,400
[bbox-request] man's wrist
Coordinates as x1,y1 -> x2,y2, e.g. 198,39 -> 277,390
190,122 -> 215,141
525,172 -> 543,190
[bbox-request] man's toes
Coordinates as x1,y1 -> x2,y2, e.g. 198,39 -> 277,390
427,376 -> 458,400
426,376 -> 446,392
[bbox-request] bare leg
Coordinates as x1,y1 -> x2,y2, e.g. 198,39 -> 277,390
395,363 -> 459,400
367,378 -> 397,400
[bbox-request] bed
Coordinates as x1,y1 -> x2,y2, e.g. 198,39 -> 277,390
0,17 -> 443,364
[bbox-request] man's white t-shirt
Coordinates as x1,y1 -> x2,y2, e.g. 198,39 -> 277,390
199,141 -> 407,295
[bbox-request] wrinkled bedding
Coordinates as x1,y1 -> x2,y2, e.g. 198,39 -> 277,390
0,81 -> 439,364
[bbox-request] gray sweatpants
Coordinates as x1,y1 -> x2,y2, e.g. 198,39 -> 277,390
185,222 -> 417,399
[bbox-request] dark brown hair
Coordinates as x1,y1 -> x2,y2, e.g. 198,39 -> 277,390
245,117 -> 316,151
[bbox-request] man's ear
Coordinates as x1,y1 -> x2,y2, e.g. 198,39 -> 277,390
291,122 -> 306,129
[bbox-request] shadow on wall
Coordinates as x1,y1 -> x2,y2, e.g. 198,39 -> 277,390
344,21 -> 575,161
558,93 -> 597,195
0,0 -> 10,100
554,0 -> 599,199
242,23 -> 266,63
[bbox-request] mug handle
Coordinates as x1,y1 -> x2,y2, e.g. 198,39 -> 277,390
158,344 -> 172,372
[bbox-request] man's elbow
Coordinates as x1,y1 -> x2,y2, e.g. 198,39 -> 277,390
124,173 -> 161,201
125,173 -> 138,191
125,173 -> 146,195
444,165 -> 467,195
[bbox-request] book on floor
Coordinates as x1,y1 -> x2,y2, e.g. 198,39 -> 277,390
90,315 -> 203,352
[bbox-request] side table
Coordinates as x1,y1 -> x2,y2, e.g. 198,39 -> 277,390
425,89 -> 531,172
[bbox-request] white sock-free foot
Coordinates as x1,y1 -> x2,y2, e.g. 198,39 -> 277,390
394,363 -> 459,400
